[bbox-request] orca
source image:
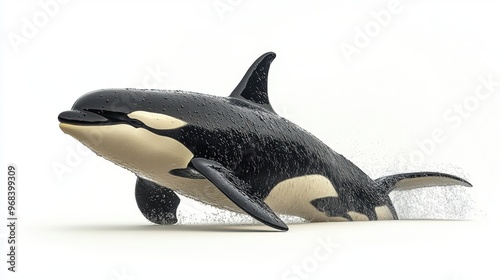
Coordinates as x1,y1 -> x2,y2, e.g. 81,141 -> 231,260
58,52 -> 472,231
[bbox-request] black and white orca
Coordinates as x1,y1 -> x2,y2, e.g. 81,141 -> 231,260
58,52 -> 472,231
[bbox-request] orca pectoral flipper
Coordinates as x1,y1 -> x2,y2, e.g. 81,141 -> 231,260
191,157 -> 288,231
135,177 -> 180,225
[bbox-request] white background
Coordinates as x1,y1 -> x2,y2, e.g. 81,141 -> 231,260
1,1 -> 499,279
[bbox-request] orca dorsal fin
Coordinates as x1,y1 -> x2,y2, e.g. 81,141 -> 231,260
230,52 -> 276,113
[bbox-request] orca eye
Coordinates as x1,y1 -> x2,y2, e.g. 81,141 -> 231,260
127,111 -> 187,130
129,119 -> 143,128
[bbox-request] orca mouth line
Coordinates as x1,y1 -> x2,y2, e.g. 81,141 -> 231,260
58,109 -> 143,128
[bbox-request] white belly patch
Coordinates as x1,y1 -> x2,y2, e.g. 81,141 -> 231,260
264,174 -> 349,222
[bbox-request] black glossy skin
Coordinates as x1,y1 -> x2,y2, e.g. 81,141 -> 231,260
59,87 -> 392,220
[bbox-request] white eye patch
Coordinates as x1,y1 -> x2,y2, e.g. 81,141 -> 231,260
128,111 -> 187,130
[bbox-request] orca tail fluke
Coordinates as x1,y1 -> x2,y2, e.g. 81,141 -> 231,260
375,172 -> 472,194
